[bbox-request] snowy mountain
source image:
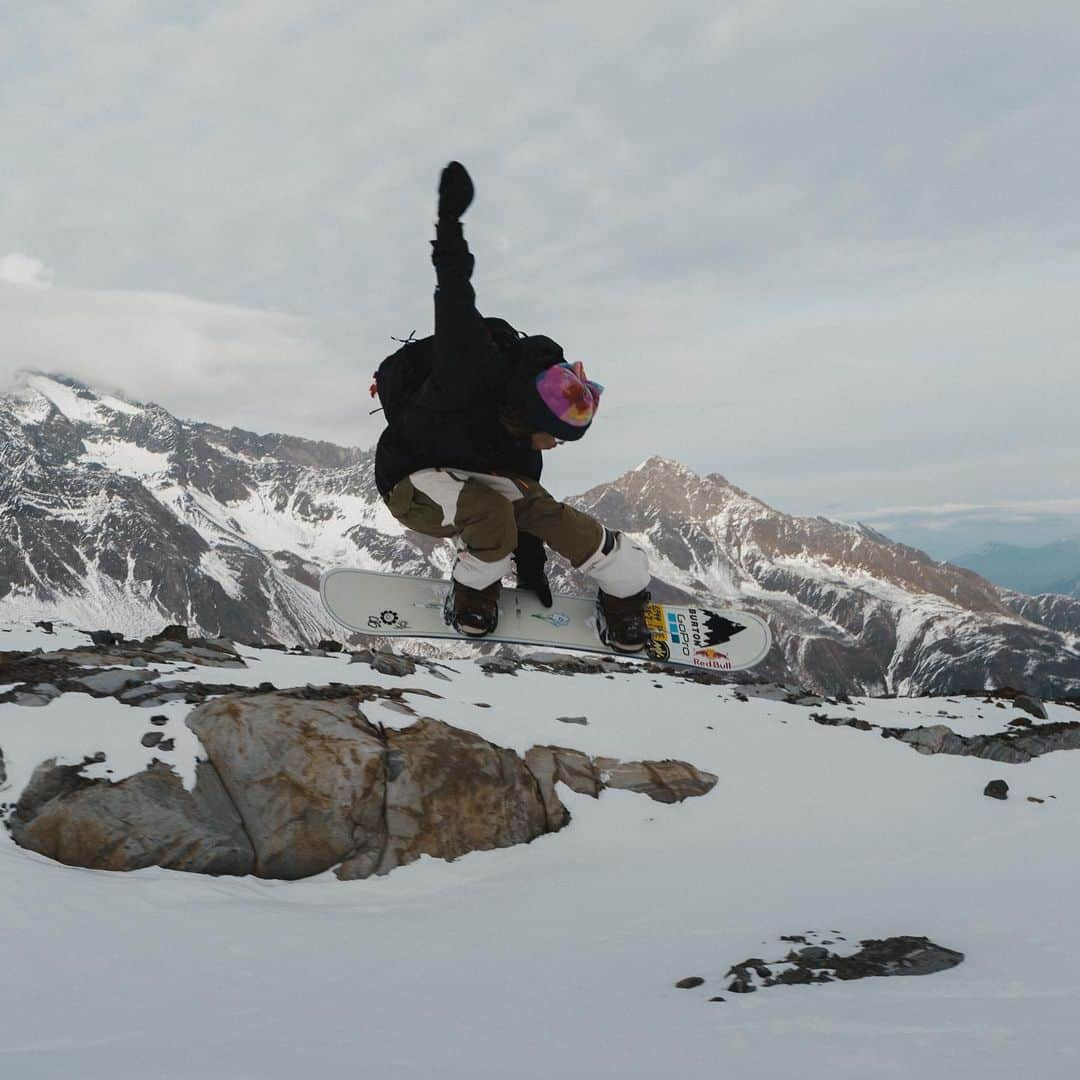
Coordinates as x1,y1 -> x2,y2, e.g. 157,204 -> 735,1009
568,461 -> 1080,696
2,372 -> 1079,696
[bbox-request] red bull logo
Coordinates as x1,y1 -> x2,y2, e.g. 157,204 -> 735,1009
693,646 -> 731,670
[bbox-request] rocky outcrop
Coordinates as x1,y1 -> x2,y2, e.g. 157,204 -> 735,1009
341,718 -> 549,879
1000,588 -> 1080,635
5,688 -> 717,880
9,758 -> 253,875
725,936 -> 964,993
811,709 -> 1080,764
525,745 -> 718,829
188,693 -> 389,880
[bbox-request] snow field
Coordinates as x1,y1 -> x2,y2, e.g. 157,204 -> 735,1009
0,643 -> 1078,1078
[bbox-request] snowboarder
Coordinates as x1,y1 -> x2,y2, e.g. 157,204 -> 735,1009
373,162 -> 651,650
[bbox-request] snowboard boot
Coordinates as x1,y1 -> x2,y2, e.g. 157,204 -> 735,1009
597,588 -> 652,653
448,580 -> 500,637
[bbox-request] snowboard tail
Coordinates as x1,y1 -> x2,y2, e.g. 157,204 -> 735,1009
321,568 -> 771,672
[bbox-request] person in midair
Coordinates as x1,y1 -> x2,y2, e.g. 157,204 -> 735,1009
373,161 -> 651,651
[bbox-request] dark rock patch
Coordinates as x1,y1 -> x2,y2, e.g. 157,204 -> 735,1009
725,935 -> 963,994
675,977 -> 705,989
809,707 -> 1080,764
984,779 -> 1009,800
1014,694 -> 1049,720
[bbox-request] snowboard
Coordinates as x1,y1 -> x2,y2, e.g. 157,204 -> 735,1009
320,568 -> 772,672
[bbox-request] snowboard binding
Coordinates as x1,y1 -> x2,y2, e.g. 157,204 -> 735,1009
443,581 -> 499,637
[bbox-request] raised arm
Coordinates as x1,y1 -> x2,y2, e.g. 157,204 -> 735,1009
430,163 -> 488,402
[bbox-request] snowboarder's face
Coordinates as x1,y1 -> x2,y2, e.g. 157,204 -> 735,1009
530,432 -> 560,450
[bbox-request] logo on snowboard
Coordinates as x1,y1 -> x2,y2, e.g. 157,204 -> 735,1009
367,609 -> 408,630
659,608 -> 744,664
530,611 -> 571,629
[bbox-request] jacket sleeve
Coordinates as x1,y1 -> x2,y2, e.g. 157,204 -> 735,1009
429,219 -> 491,405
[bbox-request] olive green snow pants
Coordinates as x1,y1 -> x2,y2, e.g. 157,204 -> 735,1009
384,468 -> 605,590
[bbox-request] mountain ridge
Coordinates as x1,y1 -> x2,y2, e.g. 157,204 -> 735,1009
3,372 -> 1079,696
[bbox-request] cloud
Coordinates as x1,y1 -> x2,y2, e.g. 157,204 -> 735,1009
1,1 -> 1078,527
0,253 -> 54,288
0,278 -> 355,441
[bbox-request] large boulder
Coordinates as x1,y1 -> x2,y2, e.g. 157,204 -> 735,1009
340,718 -> 550,879
7,687 -> 719,882
187,693 -> 387,880
188,691 -> 554,881
9,758 -> 253,875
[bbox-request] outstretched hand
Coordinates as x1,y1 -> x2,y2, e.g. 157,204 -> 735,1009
438,161 -> 474,220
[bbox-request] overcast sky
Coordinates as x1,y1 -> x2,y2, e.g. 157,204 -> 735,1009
2,0 -> 1078,555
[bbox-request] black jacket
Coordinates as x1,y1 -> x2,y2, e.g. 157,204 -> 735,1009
374,220 -> 541,496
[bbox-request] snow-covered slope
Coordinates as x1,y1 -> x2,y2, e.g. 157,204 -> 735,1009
2,374 -> 1078,696
1,373 -> 439,642
1,626 -> 1079,1079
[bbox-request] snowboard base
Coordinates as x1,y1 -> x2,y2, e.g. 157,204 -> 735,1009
321,568 -> 771,672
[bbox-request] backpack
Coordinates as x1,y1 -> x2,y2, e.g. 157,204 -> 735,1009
369,318 -> 526,425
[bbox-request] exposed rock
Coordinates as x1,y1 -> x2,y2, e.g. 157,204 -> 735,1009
726,935 -> 963,993
187,693 -> 387,881
9,759 -> 254,875
317,639 -> 344,653
34,621 -> 54,634
984,779 -> 1009,800
0,747 -> 5,786
75,669 -> 159,696
811,708 -> 1080,764
88,630 -> 124,647
811,712 -> 873,731
152,624 -> 190,644
370,650 -> 416,677
15,688 -> 62,707
477,656 -> 519,676
7,682 -> 719,882
347,718 -> 551,879
1014,694 -> 1049,720
828,937 -> 964,979
522,746 -> 593,830
523,745 -> 716,819
595,757 -> 718,804
675,977 -> 705,989
556,715 -> 589,726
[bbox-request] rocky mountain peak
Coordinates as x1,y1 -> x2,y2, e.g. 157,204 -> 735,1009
582,454 -> 769,528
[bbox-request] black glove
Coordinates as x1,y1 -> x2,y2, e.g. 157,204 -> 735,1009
514,532 -> 552,607
438,161 -> 474,220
